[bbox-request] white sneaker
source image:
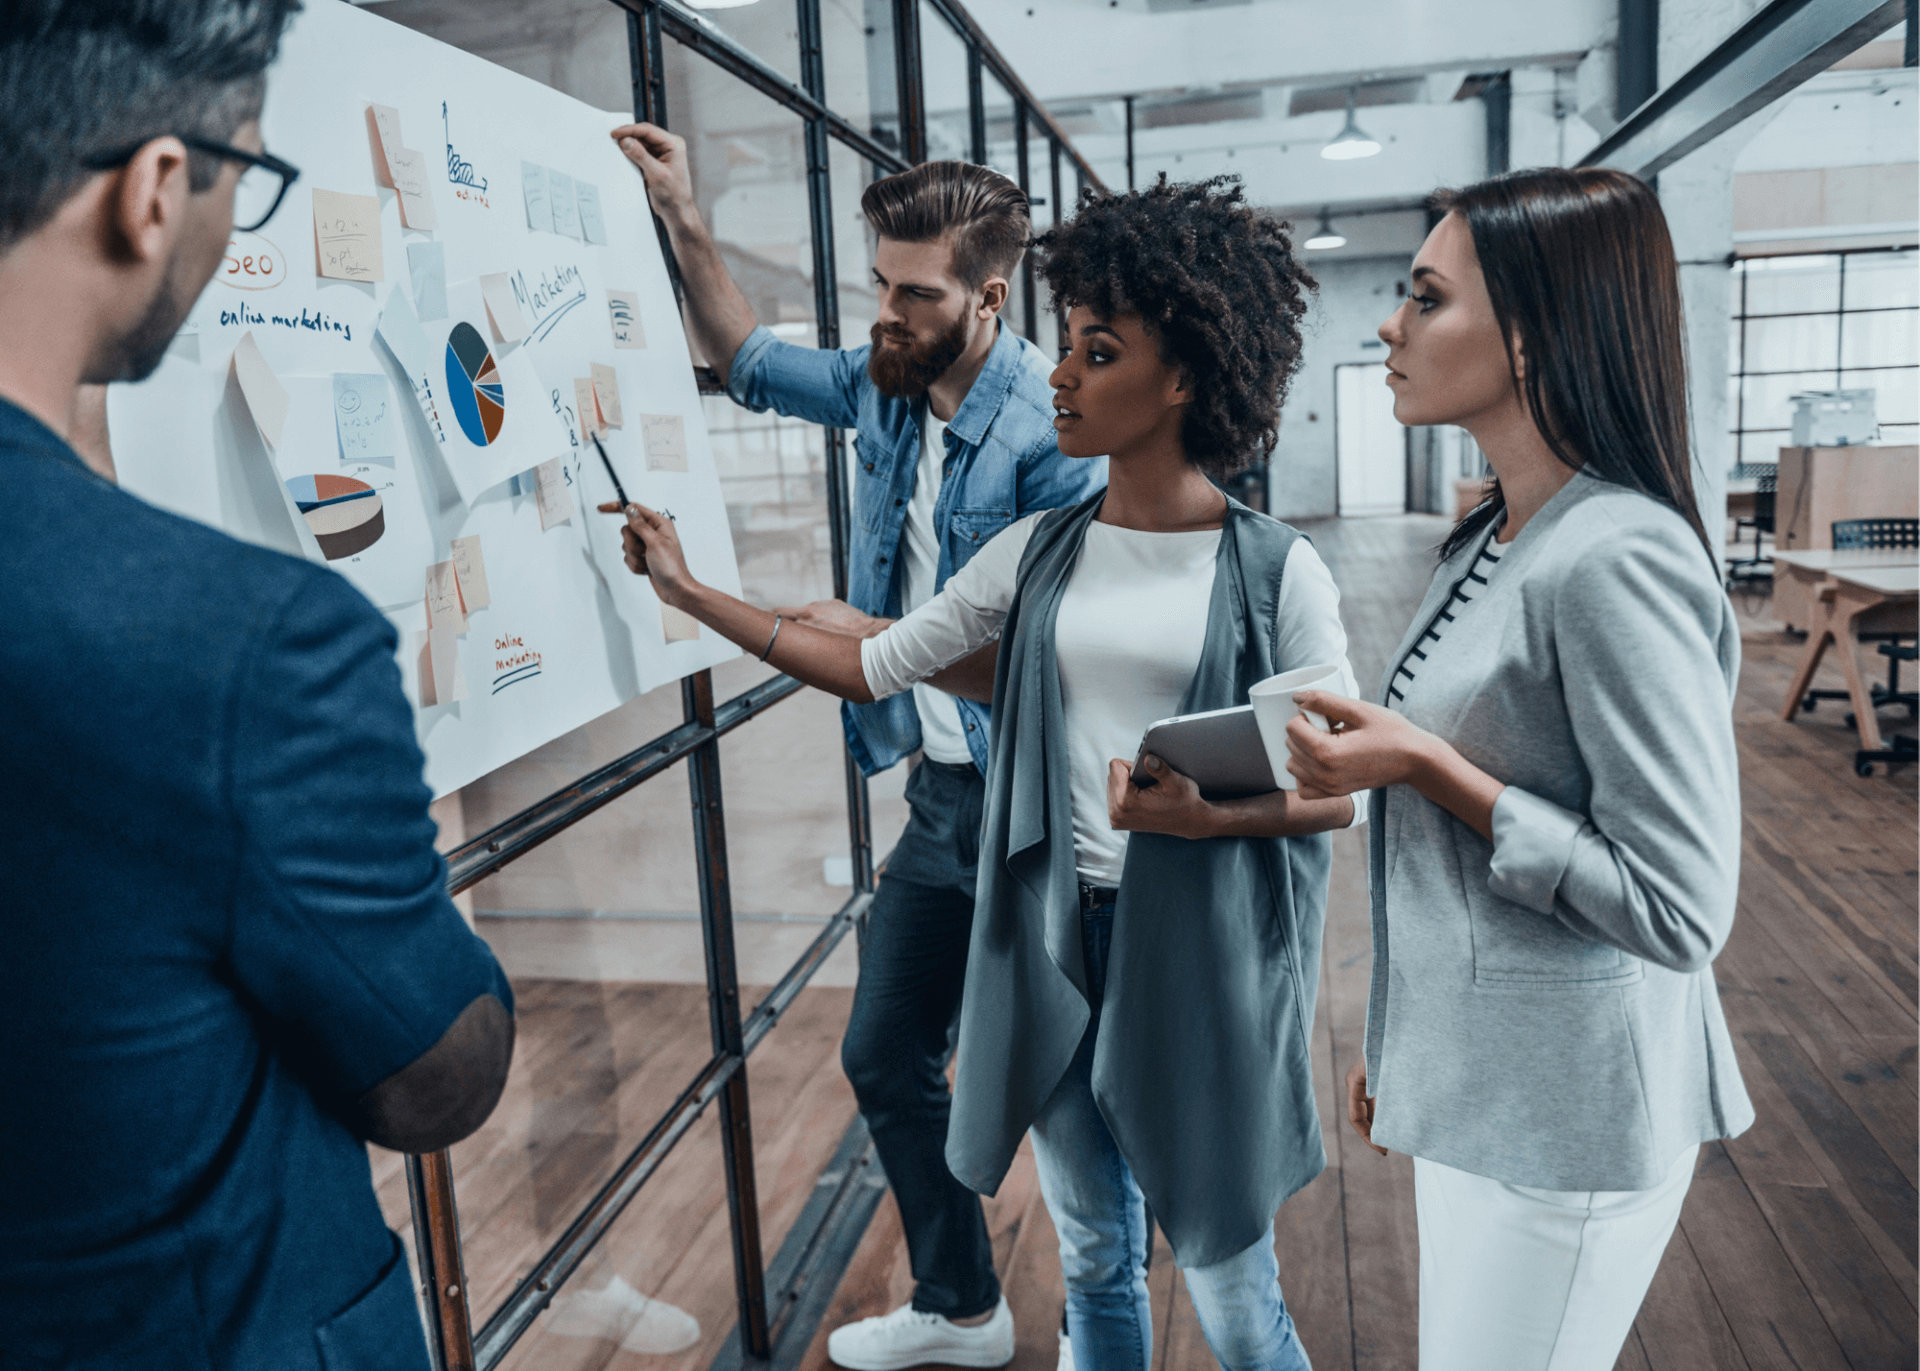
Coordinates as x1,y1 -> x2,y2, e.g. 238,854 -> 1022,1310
1055,1328 -> 1075,1371
826,1296 -> 1016,1371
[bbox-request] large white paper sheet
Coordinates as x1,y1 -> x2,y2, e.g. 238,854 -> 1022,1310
108,0 -> 742,797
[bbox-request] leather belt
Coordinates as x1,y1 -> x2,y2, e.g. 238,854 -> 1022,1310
1079,883 -> 1120,910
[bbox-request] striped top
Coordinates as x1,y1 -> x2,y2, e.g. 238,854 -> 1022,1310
1387,535 -> 1504,710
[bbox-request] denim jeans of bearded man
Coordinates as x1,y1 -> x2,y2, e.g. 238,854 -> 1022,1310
1026,893 -> 1314,1371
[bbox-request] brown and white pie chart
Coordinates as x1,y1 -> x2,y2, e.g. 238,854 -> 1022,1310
285,473 -> 385,559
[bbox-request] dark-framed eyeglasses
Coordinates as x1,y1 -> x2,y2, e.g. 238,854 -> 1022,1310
81,135 -> 301,233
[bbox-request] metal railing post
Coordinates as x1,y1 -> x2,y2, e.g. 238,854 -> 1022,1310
408,1150 -> 476,1371
682,668 -> 772,1358
1015,102 -> 1035,343
893,0 -> 927,165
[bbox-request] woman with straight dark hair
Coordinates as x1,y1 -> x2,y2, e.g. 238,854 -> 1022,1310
1283,167 -> 1753,1370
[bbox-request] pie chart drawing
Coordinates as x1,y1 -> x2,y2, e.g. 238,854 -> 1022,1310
446,321 -> 506,446
286,473 -> 385,560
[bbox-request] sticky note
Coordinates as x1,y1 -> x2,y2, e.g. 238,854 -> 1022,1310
231,331 -> 289,449
589,362 -> 624,428
572,378 -> 602,441
574,181 -> 607,245
407,240 -> 447,321
546,170 -> 581,239
332,373 -> 398,462
479,272 -> 528,344
450,535 -> 491,611
367,105 -> 438,230
521,161 -> 550,232
640,414 -> 688,472
417,622 -> 468,707
662,603 -> 701,642
534,456 -> 576,529
313,189 -> 384,282
426,559 -> 468,634
607,289 -> 644,349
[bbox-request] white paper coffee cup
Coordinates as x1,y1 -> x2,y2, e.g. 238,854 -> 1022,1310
1249,662 -> 1344,792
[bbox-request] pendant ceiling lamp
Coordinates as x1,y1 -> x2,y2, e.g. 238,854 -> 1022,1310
1321,87 -> 1381,161
1303,208 -> 1346,251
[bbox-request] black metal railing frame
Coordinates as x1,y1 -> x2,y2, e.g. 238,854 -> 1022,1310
404,4 -> 1102,1368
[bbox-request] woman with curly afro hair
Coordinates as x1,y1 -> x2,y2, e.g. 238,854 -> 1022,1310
615,175 -> 1359,1371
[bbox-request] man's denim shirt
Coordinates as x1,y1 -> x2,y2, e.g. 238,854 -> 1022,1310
727,321 -> 1105,776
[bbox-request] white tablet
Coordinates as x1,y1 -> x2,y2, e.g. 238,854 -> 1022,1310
1130,704 -> 1279,798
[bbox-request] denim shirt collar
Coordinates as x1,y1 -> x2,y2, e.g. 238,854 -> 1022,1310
942,320 -> 1030,449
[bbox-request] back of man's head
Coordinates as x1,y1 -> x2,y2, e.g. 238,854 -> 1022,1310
0,0 -> 301,256
860,161 -> 1030,293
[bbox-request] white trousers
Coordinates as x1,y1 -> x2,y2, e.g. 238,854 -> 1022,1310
1414,1144 -> 1698,1371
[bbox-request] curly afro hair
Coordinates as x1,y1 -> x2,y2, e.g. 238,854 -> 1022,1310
1032,175 -> 1315,478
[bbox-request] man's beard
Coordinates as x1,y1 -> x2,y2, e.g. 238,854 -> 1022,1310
109,253 -> 197,384
867,313 -> 970,398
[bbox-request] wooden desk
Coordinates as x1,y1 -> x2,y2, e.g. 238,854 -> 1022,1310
1772,445 -> 1920,628
1780,556 -> 1920,755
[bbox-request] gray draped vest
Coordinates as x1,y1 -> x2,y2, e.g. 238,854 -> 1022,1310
944,492 -> 1331,1268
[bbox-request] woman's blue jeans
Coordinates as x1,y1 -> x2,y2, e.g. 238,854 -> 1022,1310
1026,896 -> 1313,1371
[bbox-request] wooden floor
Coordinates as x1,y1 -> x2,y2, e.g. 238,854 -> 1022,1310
387,514 -> 1918,1371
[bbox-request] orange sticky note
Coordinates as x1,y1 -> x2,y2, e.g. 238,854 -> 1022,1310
449,535 -> 490,612
366,105 -> 439,230
313,189 -> 384,282
425,560 -> 468,634
572,378 -> 601,441
590,362 -> 623,428
231,331 -> 289,449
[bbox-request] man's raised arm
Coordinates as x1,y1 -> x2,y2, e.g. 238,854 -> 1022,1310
611,123 -> 758,386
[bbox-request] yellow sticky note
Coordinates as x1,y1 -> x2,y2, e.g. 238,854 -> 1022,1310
449,535 -> 490,612
479,272 -> 527,344
425,560 -> 468,634
231,331 -> 289,449
572,378 -> 601,442
313,189 -> 384,282
534,456 -> 575,530
661,603 -> 701,643
590,362 -> 623,428
640,414 -> 688,472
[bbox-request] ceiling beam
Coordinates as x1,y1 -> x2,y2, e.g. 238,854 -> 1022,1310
1581,0 -> 1905,178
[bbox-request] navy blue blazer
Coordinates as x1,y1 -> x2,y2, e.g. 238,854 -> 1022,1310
0,398 -> 513,1371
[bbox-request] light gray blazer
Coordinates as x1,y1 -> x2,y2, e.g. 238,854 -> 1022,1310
1365,472 -> 1754,1191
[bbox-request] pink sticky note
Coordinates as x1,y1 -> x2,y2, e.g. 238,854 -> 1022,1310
572,378 -> 601,442
416,621 -> 468,707
231,331 -> 289,449
449,535 -> 490,612
661,603 -> 701,643
590,362 -> 623,428
425,560 -> 467,634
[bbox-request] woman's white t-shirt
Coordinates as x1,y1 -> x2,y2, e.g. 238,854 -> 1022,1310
861,512 -> 1363,885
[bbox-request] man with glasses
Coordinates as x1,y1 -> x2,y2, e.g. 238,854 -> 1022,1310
0,6 -> 513,1370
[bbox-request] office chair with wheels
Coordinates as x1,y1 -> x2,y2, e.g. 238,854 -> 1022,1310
1724,465 -> 1775,588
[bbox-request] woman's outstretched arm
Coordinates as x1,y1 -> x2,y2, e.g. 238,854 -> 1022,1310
606,502 -> 874,702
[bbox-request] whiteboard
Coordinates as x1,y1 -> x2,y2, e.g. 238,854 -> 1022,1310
109,0 -> 742,798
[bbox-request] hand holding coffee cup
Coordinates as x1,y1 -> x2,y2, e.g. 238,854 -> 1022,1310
1283,693 -> 1440,799
1248,663 -> 1345,792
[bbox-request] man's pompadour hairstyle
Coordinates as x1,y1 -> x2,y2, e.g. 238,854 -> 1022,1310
859,160 -> 1030,292
0,0 -> 302,252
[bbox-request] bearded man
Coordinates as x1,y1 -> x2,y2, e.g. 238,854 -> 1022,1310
613,131 -> 1103,1368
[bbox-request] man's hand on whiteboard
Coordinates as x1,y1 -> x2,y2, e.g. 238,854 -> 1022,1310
610,123 -> 695,228
605,502 -> 699,607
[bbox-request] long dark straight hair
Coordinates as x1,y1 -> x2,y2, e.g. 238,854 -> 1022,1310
1434,167 -> 1711,560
